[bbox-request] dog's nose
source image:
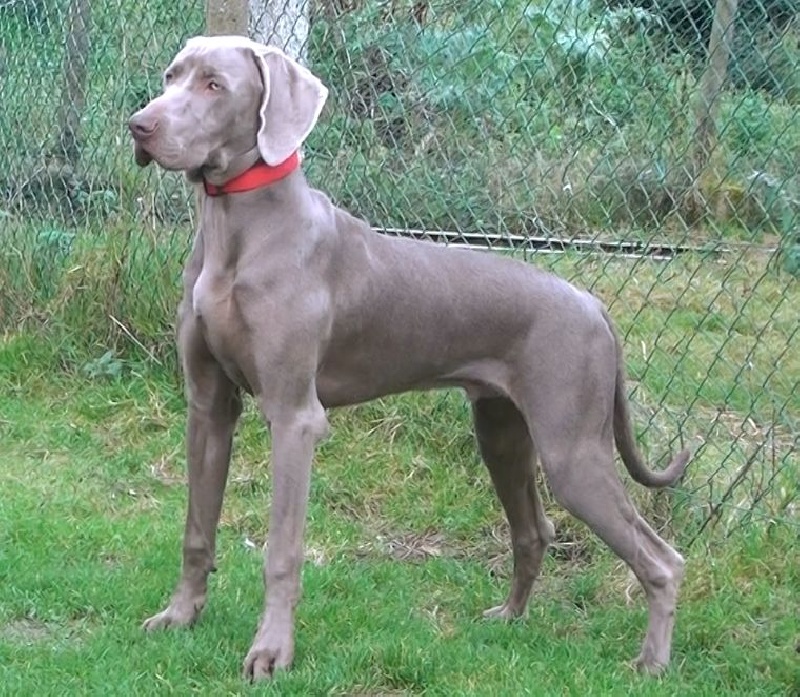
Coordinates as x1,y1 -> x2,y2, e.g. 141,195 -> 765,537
128,113 -> 158,140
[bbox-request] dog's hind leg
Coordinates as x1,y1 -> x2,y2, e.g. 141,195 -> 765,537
529,411 -> 684,673
472,396 -> 555,620
511,310 -> 685,672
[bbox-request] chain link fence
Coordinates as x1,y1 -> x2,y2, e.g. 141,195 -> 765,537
0,0 -> 797,541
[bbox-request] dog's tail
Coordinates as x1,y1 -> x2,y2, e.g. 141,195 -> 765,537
603,308 -> 691,489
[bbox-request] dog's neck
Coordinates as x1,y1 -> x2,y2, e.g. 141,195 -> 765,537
202,151 -> 300,196
191,147 -> 260,186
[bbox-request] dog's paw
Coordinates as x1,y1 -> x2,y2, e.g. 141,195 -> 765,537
142,597 -> 203,632
243,642 -> 294,682
243,618 -> 295,681
482,602 -> 524,621
632,651 -> 668,676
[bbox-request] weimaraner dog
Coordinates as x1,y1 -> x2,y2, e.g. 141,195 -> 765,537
128,35 -> 690,681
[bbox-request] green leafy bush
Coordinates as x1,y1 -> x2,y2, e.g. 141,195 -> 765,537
0,0 -> 797,264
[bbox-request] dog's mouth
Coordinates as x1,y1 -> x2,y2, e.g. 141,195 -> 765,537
133,141 -> 153,167
130,130 -> 207,173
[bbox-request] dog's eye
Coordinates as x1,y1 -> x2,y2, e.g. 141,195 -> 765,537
164,71 -> 174,83
207,80 -> 221,92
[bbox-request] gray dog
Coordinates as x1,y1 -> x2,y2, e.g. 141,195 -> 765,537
128,35 -> 690,681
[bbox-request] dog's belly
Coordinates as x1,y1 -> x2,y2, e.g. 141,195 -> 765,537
315,348 -> 508,407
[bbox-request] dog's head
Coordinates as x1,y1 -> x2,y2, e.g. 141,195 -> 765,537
128,35 -> 328,180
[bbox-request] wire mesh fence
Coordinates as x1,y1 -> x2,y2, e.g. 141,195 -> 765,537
0,0 -> 797,541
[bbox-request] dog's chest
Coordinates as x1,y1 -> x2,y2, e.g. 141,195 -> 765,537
191,270 -> 245,368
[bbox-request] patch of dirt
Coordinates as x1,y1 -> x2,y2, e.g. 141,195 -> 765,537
712,409 -> 796,455
0,617 -> 90,647
550,525 -> 595,565
355,525 -> 510,566
0,619 -> 57,645
380,530 -> 452,562
354,518 -> 601,572
149,455 -> 185,486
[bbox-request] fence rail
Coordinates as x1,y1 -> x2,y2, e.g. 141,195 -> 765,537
0,0 -> 797,540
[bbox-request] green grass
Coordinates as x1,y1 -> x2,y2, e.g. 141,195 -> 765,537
0,301 -> 798,694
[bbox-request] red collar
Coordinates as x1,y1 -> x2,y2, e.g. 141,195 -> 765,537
203,151 -> 300,196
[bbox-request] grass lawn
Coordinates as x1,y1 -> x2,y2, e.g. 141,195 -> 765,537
0,327 -> 797,695
0,240 -> 798,694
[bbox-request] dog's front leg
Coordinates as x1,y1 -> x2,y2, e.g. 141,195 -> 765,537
144,318 -> 242,631
243,395 -> 329,681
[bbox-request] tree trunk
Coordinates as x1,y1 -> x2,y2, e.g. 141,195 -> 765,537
206,0 -> 248,35
692,0 -> 738,180
56,0 -> 91,165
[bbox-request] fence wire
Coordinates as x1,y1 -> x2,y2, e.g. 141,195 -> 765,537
0,0 -> 797,541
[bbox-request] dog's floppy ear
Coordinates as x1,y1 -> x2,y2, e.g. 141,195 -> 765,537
251,46 -> 328,166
